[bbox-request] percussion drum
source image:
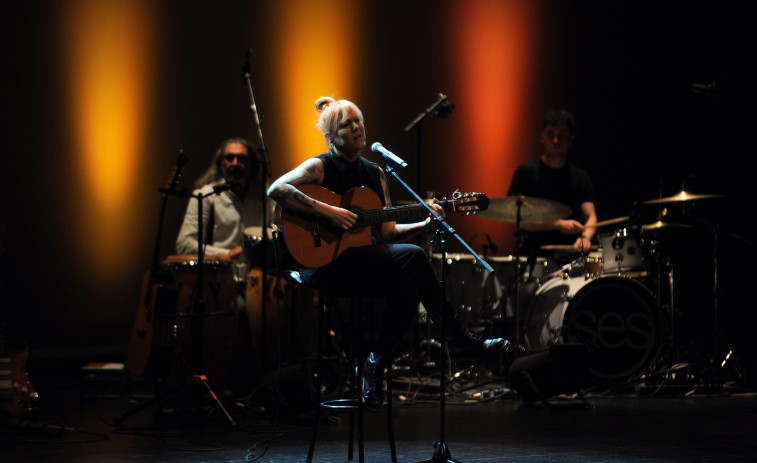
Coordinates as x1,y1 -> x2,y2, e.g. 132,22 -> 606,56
523,273 -> 662,385
161,256 -> 238,390
162,256 -> 237,316
599,228 -> 647,274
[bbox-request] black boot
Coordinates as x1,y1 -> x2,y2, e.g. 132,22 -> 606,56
447,322 -> 509,361
443,311 -> 525,366
361,353 -> 385,411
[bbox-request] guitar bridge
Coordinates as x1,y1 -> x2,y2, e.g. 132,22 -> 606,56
311,219 -> 322,248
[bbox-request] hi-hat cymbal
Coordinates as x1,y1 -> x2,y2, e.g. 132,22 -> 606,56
641,190 -> 724,205
477,196 -> 572,223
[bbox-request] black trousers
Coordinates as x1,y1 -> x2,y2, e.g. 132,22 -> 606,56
300,243 -> 447,357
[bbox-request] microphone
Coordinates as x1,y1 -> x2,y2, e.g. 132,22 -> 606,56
434,100 -> 455,118
371,142 -> 408,169
213,181 -> 239,194
241,48 -> 252,86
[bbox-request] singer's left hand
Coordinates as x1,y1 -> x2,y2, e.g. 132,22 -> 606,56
429,199 -> 445,218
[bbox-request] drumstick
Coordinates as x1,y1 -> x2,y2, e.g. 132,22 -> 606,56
584,216 -> 630,229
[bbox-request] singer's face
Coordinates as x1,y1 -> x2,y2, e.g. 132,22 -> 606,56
333,108 -> 366,157
540,123 -> 573,158
221,142 -> 250,183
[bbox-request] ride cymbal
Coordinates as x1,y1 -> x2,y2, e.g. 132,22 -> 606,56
641,190 -> 724,205
477,196 -> 571,223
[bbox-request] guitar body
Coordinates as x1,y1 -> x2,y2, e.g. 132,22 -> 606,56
127,269 -> 178,378
281,185 -> 383,268
1,342 -> 35,417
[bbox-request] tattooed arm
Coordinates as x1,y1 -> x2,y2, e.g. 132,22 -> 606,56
267,157 -> 358,230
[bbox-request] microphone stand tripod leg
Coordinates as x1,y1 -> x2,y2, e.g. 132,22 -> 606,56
194,374 -> 236,427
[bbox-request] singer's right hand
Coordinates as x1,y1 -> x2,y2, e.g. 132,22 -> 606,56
327,206 -> 358,231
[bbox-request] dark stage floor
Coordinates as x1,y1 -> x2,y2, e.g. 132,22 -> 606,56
3,355 -> 757,463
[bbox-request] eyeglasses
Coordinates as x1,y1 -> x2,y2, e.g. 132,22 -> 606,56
544,130 -> 571,140
223,153 -> 249,162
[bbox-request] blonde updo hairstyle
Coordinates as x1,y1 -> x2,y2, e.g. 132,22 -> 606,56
315,96 -> 364,148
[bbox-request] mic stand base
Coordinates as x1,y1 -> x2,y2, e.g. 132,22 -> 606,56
412,441 -> 462,463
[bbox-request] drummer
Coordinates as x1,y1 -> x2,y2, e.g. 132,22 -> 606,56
175,137 -> 273,280
507,109 -> 597,266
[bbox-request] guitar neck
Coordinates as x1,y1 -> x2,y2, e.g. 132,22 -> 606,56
357,201 -> 452,226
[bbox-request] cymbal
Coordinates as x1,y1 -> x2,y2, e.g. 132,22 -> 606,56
641,190 -> 724,205
478,196 -> 571,223
585,216 -> 630,229
641,220 -> 693,231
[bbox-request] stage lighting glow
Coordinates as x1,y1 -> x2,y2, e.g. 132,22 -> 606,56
61,0 -> 156,276
269,0 -> 363,172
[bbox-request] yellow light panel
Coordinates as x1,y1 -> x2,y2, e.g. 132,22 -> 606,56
61,0 -> 156,277
269,0 -> 362,174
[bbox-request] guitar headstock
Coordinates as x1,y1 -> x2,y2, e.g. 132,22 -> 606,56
445,192 -> 489,215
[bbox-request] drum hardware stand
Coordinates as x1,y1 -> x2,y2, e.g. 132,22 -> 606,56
511,196 -> 526,348
379,147 -> 493,463
682,209 -> 732,385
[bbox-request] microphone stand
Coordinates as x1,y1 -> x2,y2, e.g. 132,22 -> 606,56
186,185 -> 237,426
118,170 -> 236,426
242,48 -> 274,372
404,93 -> 451,191
381,156 -> 493,463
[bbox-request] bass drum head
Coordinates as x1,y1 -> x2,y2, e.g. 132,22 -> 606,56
563,276 -> 662,386
522,274 -> 589,352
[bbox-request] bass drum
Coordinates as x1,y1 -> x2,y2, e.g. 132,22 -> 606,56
523,274 -> 663,386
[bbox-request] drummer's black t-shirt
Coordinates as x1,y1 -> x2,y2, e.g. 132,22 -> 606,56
507,157 -> 595,251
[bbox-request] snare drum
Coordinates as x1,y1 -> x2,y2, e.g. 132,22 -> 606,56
599,228 -> 646,274
523,273 -> 662,385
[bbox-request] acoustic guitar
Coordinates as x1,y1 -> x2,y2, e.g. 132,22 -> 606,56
128,155 -> 186,378
280,184 -> 489,268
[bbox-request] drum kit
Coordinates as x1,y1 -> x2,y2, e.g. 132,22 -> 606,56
455,189 -> 726,387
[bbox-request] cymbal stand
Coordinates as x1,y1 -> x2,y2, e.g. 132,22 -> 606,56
381,157 -> 493,463
682,208 -> 726,378
511,196 -> 525,347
